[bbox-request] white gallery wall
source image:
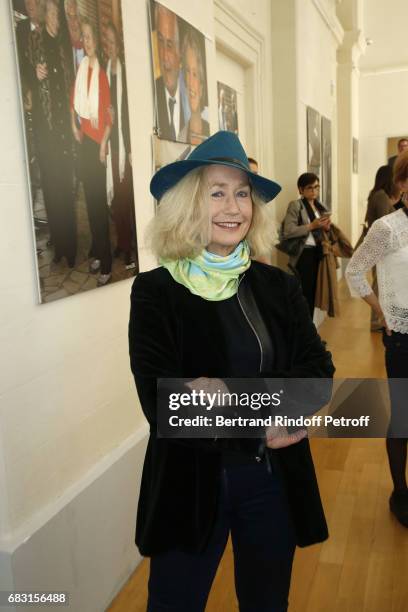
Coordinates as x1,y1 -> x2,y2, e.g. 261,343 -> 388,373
214,0 -> 276,186
270,0 -> 344,312
295,0 -> 343,319
358,0 -> 408,232
295,0 -> 341,221
359,69 -> 408,223
0,0 -> 153,606
271,0 -> 342,226
0,0 -> 276,610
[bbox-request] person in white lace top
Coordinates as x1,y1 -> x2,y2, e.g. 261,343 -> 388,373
346,150 -> 408,528
346,205 -> 408,333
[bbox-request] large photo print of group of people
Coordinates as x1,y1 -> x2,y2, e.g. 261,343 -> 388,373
12,0 -> 138,303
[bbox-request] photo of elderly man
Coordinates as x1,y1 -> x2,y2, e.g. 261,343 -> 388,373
151,2 -> 187,141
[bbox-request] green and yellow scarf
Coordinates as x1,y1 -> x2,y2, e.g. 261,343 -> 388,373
161,241 -> 251,301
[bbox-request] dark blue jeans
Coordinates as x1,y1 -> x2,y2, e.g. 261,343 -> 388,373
383,331 -> 408,437
147,461 -> 296,612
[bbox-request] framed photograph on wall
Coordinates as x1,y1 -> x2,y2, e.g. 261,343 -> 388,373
321,116 -> 332,210
149,0 -> 209,146
353,137 -> 358,174
307,106 -> 321,170
11,0 -> 138,303
217,81 -> 239,135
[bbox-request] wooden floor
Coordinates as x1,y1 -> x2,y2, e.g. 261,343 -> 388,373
108,281 -> 408,612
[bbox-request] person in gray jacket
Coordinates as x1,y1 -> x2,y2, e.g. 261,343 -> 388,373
282,173 -> 331,316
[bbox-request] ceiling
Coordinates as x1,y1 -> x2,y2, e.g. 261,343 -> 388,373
359,0 -> 408,71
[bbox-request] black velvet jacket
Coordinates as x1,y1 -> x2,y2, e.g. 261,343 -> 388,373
129,261 -> 335,556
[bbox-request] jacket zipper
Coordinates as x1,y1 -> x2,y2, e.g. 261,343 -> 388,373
237,274 -> 263,373
213,275 -> 265,452
237,274 -> 273,474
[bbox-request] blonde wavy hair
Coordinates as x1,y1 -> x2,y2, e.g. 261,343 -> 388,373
147,165 -> 275,260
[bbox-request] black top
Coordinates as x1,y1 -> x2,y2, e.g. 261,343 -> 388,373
129,262 -> 334,554
213,295 -> 260,377
213,295 -> 264,465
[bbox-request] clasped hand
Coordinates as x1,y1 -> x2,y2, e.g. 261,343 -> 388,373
265,425 -> 307,449
185,377 -> 307,448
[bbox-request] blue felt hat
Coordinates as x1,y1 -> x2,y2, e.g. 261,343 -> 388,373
150,131 -> 281,202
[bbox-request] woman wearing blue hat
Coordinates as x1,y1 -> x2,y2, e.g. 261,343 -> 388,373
129,131 -> 334,611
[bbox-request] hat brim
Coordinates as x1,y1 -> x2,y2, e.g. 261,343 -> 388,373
150,159 -> 281,203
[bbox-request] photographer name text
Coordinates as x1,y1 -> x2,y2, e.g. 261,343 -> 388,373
168,415 -> 371,428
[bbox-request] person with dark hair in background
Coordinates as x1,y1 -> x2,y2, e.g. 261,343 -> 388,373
281,173 -> 331,317
71,18 -> 112,286
105,21 -> 136,269
179,29 -> 209,145
346,151 -> 408,528
365,165 -> 399,228
387,139 -> 408,212
31,0 -> 77,267
154,4 -> 186,141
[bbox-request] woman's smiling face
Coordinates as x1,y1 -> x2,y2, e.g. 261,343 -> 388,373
206,165 -> 253,257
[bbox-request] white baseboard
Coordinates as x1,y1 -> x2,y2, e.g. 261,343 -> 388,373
0,426 -> 149,612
